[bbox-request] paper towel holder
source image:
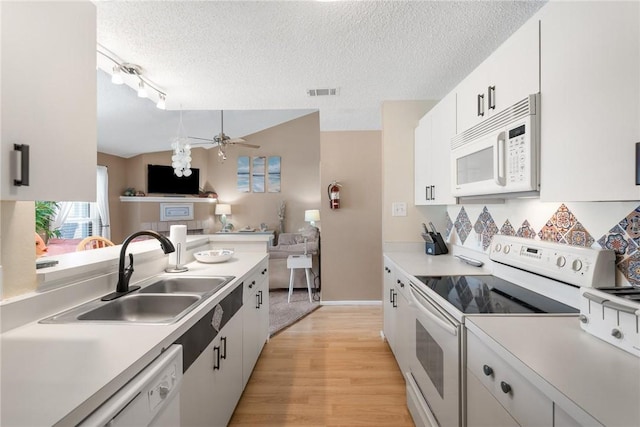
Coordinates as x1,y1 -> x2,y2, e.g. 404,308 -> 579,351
165,242 -> 189,273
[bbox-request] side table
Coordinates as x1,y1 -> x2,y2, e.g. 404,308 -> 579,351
286,254 -> 313,303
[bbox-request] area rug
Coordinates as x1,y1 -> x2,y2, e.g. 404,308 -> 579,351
269,289 -> 320,337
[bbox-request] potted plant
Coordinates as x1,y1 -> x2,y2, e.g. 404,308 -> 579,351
35,201 -> 61,242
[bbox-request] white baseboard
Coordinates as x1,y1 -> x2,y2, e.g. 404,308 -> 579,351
320,300 -> 382,306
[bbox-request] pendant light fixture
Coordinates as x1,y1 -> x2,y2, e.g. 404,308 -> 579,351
171,109 -> 192,177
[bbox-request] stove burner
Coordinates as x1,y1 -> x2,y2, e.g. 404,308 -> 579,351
414,274 -> 578,315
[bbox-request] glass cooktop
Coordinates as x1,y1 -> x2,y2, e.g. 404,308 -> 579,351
413,275 -> 578,315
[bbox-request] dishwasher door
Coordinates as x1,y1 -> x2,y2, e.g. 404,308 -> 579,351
79,344 -> 183,427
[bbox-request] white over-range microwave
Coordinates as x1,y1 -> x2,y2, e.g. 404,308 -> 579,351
451,93 -> 540,198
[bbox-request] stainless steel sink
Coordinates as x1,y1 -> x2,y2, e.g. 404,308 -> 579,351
77,294 -> 201,323
40,276 -> 234,324
138,276 -> 234,295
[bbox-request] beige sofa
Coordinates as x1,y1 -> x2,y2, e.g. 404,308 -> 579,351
268,226 -> 320,290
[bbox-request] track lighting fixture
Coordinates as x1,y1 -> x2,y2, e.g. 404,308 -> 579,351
98,44 -> 167,110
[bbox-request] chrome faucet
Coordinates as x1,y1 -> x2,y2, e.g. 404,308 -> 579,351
102,230 -> 175,301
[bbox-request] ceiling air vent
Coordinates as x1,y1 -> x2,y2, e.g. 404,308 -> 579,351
307,88 -> 339,97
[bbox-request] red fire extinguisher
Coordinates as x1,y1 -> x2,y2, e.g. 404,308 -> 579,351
328,180 -> 342,209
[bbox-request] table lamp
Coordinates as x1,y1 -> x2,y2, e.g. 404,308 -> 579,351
215,204 -> 232,231
304,209 -> 320,227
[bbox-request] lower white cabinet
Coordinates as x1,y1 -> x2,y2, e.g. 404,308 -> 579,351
466,368 -> 519,427
181,311 -> 243,427
383,257 -> 411,374
466,330 -> 553,427
242,261 -> 269,387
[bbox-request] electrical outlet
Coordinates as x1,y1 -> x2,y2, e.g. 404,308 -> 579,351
392,202 -> 407,217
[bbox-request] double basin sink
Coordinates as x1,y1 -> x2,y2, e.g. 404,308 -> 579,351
40,276 -> 235,325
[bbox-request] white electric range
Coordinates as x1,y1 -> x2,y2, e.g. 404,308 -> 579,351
404,235 -> 616,427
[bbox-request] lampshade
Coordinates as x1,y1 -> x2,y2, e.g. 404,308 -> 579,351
304,209 -> 320,222
215,204 -> 232,215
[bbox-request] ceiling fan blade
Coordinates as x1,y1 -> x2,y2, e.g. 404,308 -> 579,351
233,141 -> 261,149
188,136 -> 215,142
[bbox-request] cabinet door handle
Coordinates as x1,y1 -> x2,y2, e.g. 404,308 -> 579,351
477,94 -> 485,117
13,144 -> 30,187
392,291 -> 397,308
425,186 -> 430,201
488,86 -> 496,110
482,365 -> 494,376
500,381 -> 512,394
258,290 -> 263,306
430,185 -> 435,201
213,346 -> 221,370
256,293 -> 260,309
221,337 -> 227,360
389,288 -> 394,303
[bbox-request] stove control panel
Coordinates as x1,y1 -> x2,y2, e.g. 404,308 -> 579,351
490,235 -> 615,288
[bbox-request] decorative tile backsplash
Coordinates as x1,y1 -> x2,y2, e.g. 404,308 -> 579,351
598,206 -> 640,286
446,203 -> 640,286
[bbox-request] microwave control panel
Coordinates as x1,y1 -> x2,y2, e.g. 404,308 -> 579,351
507,124 -> 527,183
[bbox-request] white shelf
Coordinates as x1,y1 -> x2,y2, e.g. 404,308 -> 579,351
119,196 -> 217,203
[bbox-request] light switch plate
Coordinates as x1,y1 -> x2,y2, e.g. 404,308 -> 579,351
392,202 -> 407,217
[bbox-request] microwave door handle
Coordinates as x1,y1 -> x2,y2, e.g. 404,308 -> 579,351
408,287 -> 457,336
494,132 -> 506,186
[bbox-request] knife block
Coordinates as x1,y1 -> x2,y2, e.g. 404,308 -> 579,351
425,232 -> 449,256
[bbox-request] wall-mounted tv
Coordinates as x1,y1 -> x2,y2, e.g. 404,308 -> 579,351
147,164 -> 200,195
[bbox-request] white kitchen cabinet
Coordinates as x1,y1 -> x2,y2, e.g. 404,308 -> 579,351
539,1 -> 640,201
383,260 -> 397,352
242,260 -> 269,387
456,17 -> 539,134
466,368 -> 519,427
414,92 -> 457,206
181,311 -> 243,427
383,258 -> 411,375
466,330 -> 553,427
1,1 -> 97,201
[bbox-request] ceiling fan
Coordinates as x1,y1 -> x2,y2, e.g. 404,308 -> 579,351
189,110 -> 260,161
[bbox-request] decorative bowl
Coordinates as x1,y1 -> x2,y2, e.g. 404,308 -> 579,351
194,249 -> 234,264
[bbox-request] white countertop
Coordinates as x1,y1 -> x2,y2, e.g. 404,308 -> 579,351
1,252 -> 268,427
384,247 -> 492,278
467,316 -> 640,427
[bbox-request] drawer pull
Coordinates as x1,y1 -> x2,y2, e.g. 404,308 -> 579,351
500,381 -> 512,394
611,328 -> 623,339
482,364 -> 494,376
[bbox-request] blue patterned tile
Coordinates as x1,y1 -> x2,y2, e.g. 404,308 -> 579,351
538,220 -> 559,242
598,225 -> 638,256
516,220 -> 536,239
454,207 -> 472,244
617,252 -> 640,286
482,220 -> 499,251
564,221 -> 595,248
473,218 -> 484,235
623,206 -> 640,240
499,220 -> 516,236
445,211 -> 454,239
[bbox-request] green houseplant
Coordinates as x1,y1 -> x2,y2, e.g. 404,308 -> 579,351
35,201 -> 61,242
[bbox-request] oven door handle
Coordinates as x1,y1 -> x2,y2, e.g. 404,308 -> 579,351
408,287 -> 458,336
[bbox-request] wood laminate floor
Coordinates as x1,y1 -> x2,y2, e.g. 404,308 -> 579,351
229,305 -> 415,427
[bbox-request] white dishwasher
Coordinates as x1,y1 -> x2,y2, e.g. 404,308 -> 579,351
79,344 -> 183,427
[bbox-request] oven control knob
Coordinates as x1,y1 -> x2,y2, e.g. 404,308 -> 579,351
579,314 -> 589,324
494,243 -> 502,252
500,381 -> 512,394
572,259 -> 583,271
482,365 -> 494,376
503,245 -> 510,254
611,328 -> 623,339
556,256 -> 566,268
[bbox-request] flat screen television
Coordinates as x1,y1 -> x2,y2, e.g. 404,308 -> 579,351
147,164 -> 200,195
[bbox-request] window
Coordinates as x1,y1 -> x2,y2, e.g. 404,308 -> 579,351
59,202 -> 102,239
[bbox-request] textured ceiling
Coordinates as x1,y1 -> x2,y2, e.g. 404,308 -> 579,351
96,0 -> 546,157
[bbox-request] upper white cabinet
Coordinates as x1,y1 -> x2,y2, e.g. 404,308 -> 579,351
456,17 -> 540,133
414,93 -> 457,206
539,1 -> 640,201
1,2 -> 97,201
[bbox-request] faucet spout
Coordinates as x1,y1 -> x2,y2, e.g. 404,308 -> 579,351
102,230 -> 176,301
